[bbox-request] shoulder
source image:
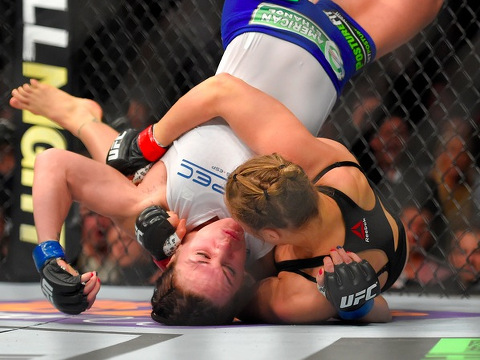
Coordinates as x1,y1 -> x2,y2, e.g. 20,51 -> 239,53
313,144 -> 375,208
300,138 -> 355,177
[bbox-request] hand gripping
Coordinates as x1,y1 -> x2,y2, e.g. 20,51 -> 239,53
106,125 -> 167,177
32,241 -> 88,315
323,260 -> 380,320
135,205 -> 181,261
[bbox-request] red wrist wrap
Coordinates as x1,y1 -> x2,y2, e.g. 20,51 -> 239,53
137,125 -> 167,162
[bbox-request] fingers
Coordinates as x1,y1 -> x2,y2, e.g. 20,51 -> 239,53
81,271 -> 97,289
316,247 -> 362,295
323,247 -> 362,273
316,267 -> 326,296
328,246 -> 353,265
166,211 -> 179,226
316,266 -> 325,285
323,256 -> 334,273
86,277 -> 100,309
346,250 -> 363,263
81,271 -> 101,310
166,212 -> 187,241
57,259 -> 80,276
176,218 -> 187,241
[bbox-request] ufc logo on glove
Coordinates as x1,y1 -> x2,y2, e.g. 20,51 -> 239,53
339,282 -> 378,309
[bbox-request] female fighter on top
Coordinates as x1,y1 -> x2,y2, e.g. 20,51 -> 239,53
10,0 -> 443,324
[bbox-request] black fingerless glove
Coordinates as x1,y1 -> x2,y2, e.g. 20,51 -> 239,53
33,241 -> 88,315
135,205 -> 181,261
323,260 -> 380,320
106,126 -> 167,177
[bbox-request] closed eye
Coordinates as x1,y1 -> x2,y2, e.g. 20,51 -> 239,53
223,268 -> 234,287
225,265 -> 235,276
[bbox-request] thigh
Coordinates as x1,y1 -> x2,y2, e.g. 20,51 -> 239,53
217,33 -> 337,136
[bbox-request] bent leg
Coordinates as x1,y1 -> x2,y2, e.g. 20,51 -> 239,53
10,80 -> 118,161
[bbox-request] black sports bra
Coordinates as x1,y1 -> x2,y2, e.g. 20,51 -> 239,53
274,161 -> 407,292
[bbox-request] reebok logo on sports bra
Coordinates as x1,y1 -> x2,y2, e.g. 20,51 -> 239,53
351,218 -> 370,243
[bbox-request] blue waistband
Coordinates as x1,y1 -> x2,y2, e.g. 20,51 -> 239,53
221,0 -> 376,95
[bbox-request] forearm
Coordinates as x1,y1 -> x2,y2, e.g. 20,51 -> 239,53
152,73 -> 320,162
33,151 -> 75,243
239,276 -> 337,324
152,75 -> 224,146
360,295 -> 392,323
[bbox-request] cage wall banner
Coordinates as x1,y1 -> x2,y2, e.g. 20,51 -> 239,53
7,0 -> 80,281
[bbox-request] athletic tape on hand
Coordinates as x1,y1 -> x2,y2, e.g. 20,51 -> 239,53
32,241 -> 65,272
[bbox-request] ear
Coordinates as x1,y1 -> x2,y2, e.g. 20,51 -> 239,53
258,228 -> 281,244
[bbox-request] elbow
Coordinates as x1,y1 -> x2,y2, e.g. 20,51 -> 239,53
202,73 -> 236,112
212,72 -> 239,95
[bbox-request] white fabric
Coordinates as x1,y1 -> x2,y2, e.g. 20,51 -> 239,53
162,33 -> 338,264
217,32 -> 337,136
162,118 -> 273,265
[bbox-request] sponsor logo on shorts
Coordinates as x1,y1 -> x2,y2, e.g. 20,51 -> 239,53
351,218 -> 370,242
250,3 -> 345,80
324,10 -> 373,71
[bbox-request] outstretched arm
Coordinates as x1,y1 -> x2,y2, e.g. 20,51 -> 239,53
153,73 -> 347,177
240,248 -> 391,324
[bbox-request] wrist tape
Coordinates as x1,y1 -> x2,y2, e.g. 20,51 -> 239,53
137,125 -> 167,162
338,298 -> 374,320
32,241 -> 65,272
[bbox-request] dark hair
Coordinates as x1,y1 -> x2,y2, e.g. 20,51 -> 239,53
151,262 -> 243,326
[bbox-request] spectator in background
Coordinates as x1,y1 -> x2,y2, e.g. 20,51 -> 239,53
448,227 -> 480,294
76,205 -> 115,282
430,117 -> 479,231
393,204 -> 451,290
351,111 -> 410,187
368,115 -> 410,185
76,204 -> 157,285
351,111 -> 437,214
105,225 -> 158,285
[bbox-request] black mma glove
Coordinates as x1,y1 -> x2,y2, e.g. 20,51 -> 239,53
320,259 -> 380,320
106,125 -> 168,177
135,205 -> 182,262
32,241 -> 88,315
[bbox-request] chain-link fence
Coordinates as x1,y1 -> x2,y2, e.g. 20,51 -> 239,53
1,1 -> 479,294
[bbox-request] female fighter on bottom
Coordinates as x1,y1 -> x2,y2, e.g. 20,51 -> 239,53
12,73 -> 400,324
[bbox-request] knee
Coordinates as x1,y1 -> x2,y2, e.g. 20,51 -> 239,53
34,148 -> 66,171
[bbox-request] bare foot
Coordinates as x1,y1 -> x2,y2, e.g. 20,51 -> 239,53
10,79 -> 103,135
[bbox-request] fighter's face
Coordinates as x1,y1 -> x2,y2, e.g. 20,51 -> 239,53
172,218 -> 247,306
